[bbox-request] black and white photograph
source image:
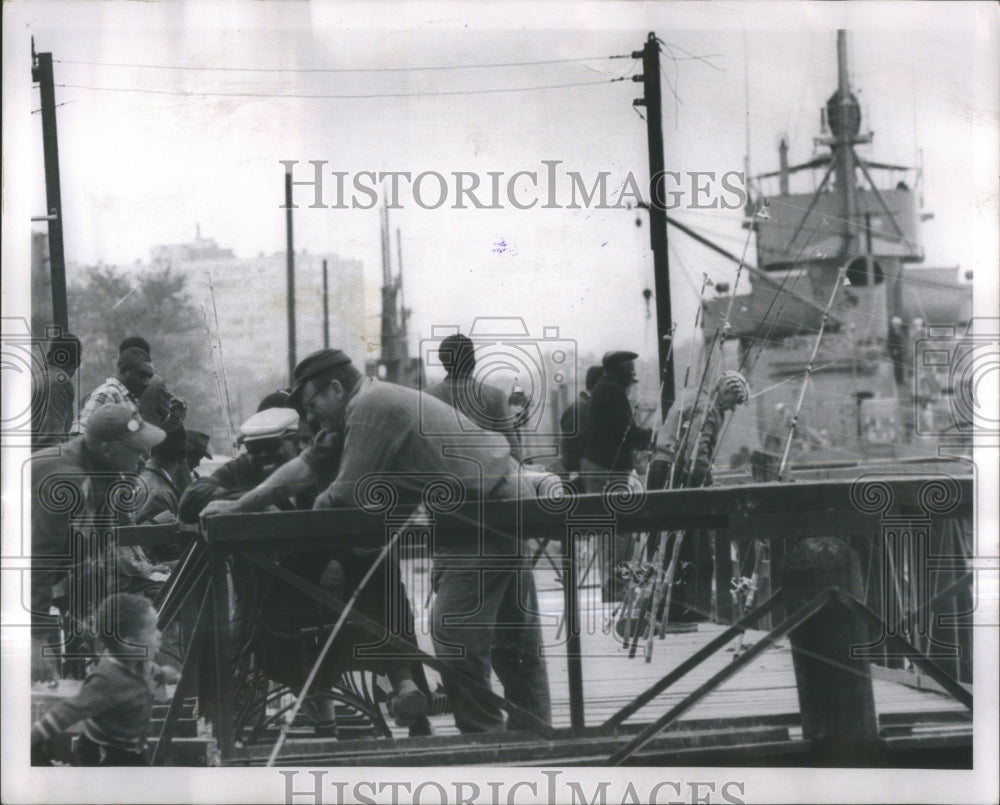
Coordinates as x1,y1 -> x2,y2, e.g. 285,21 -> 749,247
2,1 -> 998,803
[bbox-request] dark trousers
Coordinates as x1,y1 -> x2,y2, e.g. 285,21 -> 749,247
580,461 -> 634,602
431,555 -> 551,733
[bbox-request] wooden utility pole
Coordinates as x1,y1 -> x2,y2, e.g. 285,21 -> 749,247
31,41 -> 69,332
285,170 -> 297,382
633,32 -> 675,419
322,258 -> 330,349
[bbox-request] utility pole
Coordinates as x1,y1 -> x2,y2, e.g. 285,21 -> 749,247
322,258 -> 330,349
285,170 -> 296,382
31,40 -> 69,332
633,32 -> 675,420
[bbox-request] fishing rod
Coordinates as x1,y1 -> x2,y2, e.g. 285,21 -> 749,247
266,523 -> 406,766
671,198 -> 767,485
205,272 -> 239,451
776,262 -> 848,480
644,204 -> 763,645
636,273 -> 716,659
200,303 -> 233,449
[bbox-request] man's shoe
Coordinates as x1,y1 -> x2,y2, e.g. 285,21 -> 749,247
387,679 -> 427,728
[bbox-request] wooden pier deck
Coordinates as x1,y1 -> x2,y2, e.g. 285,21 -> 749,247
377,562 -> 970,759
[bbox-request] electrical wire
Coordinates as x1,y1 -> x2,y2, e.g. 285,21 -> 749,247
55,77 -> 626,100
55,54 -> 632,73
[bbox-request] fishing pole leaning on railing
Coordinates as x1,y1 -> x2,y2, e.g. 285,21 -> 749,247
201,272 -> 239,453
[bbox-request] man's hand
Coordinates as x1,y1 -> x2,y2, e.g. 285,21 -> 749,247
200,499 -> 241,519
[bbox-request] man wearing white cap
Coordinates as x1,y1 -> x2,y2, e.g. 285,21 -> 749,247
179,407 -> 303,521
30,405 -> 165,681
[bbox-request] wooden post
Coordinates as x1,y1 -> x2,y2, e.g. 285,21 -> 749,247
32,49 -> 69,332
779,536 -> 881,765
285,170 -> 297,384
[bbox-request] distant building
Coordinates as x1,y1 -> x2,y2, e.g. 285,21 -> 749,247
146,229 -> 366,426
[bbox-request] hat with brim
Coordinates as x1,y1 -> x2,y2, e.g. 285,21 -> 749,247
239,407 -> 300,442
187,430 -> 213,459
602,350 -> 639,371
288,349 -> 353,406
84,404 -> 165,451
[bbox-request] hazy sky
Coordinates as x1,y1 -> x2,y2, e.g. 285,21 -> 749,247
5,1 -> 996,367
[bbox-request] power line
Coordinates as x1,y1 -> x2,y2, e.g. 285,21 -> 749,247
55,54 -> 632,74
55,77 -> 626,100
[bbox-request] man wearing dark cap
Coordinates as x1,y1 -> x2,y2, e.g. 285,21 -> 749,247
558,364 -> 603,484
31,332 -> 82,450
256,389 -> 292,412
185,429 -> 212,472
208,349 -> 551,734
116,337 -> 188,434
424,333 -> 523,460
30,405 -> 164,680
192,388 -> 435,733
582,350 -> 653,602
72,347 -> 156,435
119,336 -> 151,355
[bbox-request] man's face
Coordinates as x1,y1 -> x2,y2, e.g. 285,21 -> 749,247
301,378 -> 346,432
185,446 -> 203,472
245,435 -> 299,477
120,364 -> 155,397
612,360 -> 637,388
99,439 -> 149,473
131,607 -> 163,657
718,388 -> 741,412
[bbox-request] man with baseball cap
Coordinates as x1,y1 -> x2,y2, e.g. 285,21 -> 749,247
648,369 -> 751,624
582,350 -> 654,602
30,405 -> 164,680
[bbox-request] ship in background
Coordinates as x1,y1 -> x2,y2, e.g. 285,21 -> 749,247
698,31 -> 974,480
367,205 -> 423,388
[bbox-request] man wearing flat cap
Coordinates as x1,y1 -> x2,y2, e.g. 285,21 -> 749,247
206,348 -> 552,734
193,376 -> 437,733
30,405 -> 165,680
582,350 -> 653,602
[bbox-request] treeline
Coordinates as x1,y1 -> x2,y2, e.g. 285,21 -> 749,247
66,264 -> 219,442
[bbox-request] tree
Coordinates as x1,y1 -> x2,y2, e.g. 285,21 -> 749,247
68,265 -> 219,447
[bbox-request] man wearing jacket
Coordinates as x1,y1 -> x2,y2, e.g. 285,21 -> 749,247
581,350 -> 653,601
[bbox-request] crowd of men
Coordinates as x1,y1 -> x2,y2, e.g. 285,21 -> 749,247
28,329 -> 748,754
